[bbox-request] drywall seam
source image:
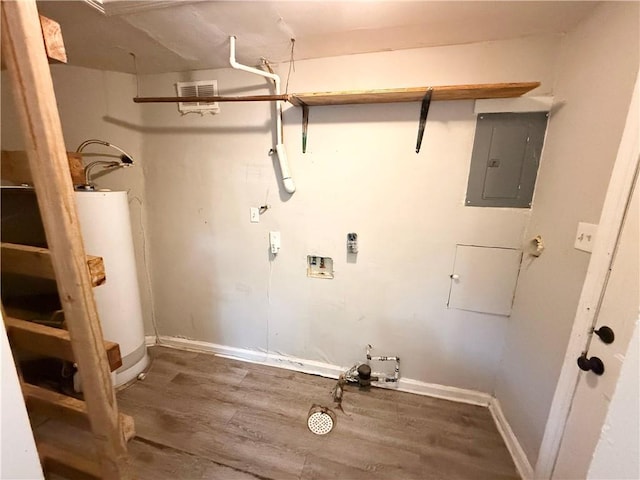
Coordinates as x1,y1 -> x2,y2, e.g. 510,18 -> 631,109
490,397 -> 534,480
154,335 -> 492,407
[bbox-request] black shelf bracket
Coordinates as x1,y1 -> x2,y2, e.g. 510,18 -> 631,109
415,88 -> 433,154
302,104 -> 309,153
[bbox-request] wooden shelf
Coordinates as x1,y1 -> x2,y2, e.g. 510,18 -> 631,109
289,82 -> 540,107
290,81 -> 540,153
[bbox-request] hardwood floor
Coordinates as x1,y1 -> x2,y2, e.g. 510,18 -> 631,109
35,346 -> 519,479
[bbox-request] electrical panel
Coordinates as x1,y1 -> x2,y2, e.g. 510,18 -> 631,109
465,112 -> 548,208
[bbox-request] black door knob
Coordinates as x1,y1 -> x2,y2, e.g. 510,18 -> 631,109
594,326 -> 615,344
577,354 -> 605,375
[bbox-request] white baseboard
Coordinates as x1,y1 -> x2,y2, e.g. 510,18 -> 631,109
155,335 -> 491,407
398,377 -> 491,406
145,335 -> 158,347
157,335 -> 345,379
489,397 -> 534,480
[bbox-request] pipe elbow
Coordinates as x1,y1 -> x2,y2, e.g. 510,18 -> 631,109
229,36 -> 239,67
283,178 -> 296,194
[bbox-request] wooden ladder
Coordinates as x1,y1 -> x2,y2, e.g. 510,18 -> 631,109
1,2 -> 134,478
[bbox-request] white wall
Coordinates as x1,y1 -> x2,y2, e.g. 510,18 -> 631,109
0,66 -> 154,337
494,2 -> 639,466
138,35 -> 559,392
0,321 -> 43,479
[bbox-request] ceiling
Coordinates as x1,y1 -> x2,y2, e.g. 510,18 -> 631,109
36,1 -> 598,75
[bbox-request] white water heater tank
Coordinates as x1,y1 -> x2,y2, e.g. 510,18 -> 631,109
75,190 -> 149,387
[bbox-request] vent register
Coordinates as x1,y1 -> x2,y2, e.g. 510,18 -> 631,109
176,80 -> 220,115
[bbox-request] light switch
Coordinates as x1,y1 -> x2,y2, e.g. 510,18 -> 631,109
575,222 -> 597,253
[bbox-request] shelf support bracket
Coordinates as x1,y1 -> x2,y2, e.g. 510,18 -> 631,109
415,88 -> 433,154
302,104 -> 309,153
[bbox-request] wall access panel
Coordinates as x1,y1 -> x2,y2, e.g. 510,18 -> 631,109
448,245 -> 523,316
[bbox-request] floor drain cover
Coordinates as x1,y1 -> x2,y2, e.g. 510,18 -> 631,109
307,405 -> 336,435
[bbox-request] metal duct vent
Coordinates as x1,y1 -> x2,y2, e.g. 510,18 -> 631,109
176,80 -> 220,115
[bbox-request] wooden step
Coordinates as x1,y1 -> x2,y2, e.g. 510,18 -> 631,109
1,242 -> 106,287
23,383 -> 135,442
37,441 -> 102,480
2,304 -> 64,328
1,150 -> 82,185
5,316 -> 122,371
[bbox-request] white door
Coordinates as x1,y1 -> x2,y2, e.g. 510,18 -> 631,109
552,174 -> 639,479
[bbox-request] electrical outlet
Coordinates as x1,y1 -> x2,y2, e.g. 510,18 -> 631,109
269,231 -> 281,254
250,207 -> 259,223
575,222 -> 597,253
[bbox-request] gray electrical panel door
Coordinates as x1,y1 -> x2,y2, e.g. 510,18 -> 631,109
465,112 -> 548,208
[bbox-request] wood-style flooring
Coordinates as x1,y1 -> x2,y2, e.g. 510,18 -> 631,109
35,346 -> 519,479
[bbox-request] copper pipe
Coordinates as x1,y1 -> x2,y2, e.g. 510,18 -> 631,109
133,94 -> 290,103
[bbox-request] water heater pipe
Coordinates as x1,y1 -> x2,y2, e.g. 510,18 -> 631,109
229,36 -> 295,194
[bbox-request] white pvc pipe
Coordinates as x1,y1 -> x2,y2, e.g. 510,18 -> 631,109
229,36 -> 295,194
